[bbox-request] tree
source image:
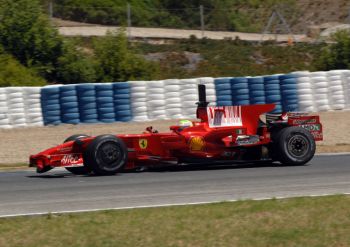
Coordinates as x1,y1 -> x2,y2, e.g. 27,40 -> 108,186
93,30 -> 158,82
56,41 -> 98,84
318,30 -> 350,70
0,46 -> 46,87
0,0 -> 63,80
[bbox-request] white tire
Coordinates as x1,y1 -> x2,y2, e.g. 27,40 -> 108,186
131,102 -> 147,108
0,95 -> 7,101
332,104 -> 345,110
298,94 -> 313,101
0,124 -> 12,129
297,83 -> 312,89
148,88 -> 165,94
165,92 -> 181,98
315,99 -> 329,105
314,88 -> 328,94
332,94 -> 345,101
181,94 -> 198,101
164,85 -> 181,91
313,81 -> 328,88
166,103 -> 182,108
181,89 -> 197,95
164,79 -> 181,85
299,106 -> 314,112
296,77 -> 311,84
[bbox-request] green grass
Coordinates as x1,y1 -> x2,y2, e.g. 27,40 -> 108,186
1,195 -> 350,246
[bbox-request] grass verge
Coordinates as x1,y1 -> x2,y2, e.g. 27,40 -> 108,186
0,195 -> 350,247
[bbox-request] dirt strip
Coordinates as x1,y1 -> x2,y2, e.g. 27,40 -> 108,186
0,111 -> 349,164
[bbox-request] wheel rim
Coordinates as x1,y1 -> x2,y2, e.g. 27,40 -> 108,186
97,141 -> 122,169
287,134 -> 309,158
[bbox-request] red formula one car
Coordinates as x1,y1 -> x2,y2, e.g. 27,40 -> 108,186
30,85 -> 323,175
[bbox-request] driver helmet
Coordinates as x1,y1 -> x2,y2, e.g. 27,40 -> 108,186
178,120 -> 193,129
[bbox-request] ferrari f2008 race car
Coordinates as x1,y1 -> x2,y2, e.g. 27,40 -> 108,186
30,85 -> 323,175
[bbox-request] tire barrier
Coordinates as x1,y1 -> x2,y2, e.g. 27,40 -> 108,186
180,79 -> 198,119
23,87 -> 43,127
77,83 -> 98,123
41,86 -> 62,125
6,87 -> 26,127
279,73 -> 299,112
248,76 -> 266,105
95,83 -> 115,123
60,85 -> 80,125
231,77 -> 250,106
215,78 -> 232,106
0,88 -> 10,129
264,75 -> 283,113
164,79 -> 183,119
295,71 -> 316,112
327,70 -> 347,110
113,82 -> 132,122
1,70 -> 350,129
130,81 -> 148,122
146,80 -> 167,120
197,77 -> 217,106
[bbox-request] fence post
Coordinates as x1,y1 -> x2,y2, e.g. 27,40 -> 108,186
200,5 -> 205,38
127,3 -> 132,39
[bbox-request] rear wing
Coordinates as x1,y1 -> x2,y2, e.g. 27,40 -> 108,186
266,112 -> 323,141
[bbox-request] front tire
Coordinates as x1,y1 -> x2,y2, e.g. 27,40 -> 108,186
84,135 -> 128,175
64,134 -> 90,175
274,126 -> 316,166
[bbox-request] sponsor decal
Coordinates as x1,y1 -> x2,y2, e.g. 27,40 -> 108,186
61,154 -> 80,165
189,136 -> 205,151
311,132 -> 323,140
139,139 -> 148,149
207,106 -> 242,128
301,124 -> 321,131
292,118 -> 317,125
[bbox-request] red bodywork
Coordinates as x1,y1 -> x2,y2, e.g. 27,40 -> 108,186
30,104 -> 323,173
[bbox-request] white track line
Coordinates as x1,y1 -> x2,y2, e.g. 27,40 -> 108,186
1,192 -> 350,218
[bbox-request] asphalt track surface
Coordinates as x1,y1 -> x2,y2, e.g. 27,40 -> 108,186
0,154 -> 349,217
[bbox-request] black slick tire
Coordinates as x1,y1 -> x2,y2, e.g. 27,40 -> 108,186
83,135 -> 128,176
274,126 -> 316,166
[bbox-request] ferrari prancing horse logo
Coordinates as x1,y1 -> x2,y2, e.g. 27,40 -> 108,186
139,139 -> 148,149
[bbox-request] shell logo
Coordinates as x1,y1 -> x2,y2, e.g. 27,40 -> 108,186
189,136 -> 205,151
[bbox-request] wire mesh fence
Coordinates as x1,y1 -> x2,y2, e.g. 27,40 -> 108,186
47,1 -> 350,36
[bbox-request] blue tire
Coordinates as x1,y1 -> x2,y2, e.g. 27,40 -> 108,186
78,90 -> 95,97
249,84 -> 265,90
251,96 -> 266,102
266,95 -> 282,102
233,88 -> 249,94
231,77 -> 248,84
279,74 -> 296,80
231,83 -> 248,89
265,84 -> 280,91
113,82 -> 130,89
114,99 -> 131,105
216,101 -> 232,106
95,84 -> 113,91
76,84 -> 95,91
215,83 -> 231,91
250,91 -> 265,97
113,88 -> 130,94
114,94 -> 131,100
216,95 -> 232,101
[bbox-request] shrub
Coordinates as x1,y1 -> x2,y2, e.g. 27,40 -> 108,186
317,30 -> 350,70
93,30 -> 158,82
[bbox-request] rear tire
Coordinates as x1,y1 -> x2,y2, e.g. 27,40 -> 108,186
84,135 -> 128,175
64,134 -> 90,175
274,126 -> 316,166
